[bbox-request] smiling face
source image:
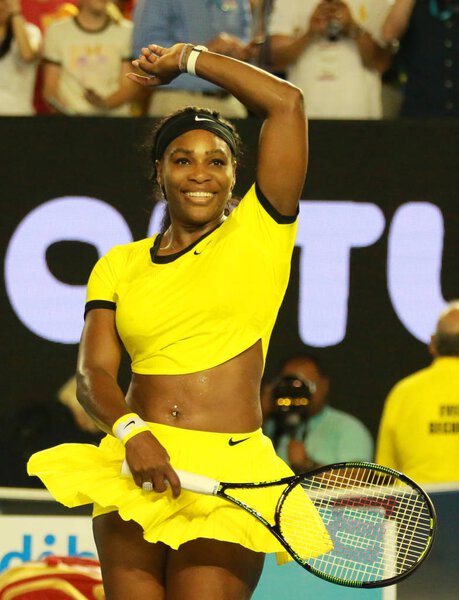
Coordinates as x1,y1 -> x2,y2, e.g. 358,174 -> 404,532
156,129 -> 236,229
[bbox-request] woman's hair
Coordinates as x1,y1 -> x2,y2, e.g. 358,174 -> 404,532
435,332 -> 459,356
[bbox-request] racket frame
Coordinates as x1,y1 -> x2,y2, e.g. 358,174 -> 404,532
209,461 -> 437,589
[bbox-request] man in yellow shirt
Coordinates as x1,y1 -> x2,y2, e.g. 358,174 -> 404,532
376,301 -> 459,483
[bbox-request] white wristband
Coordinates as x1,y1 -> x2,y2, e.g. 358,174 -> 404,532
112,412 -> 149,445
186,45 -> 208,76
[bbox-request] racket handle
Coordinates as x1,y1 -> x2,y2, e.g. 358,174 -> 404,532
120,461 -> 219,495
176,469 -> 220,495
121,459 -> 131,476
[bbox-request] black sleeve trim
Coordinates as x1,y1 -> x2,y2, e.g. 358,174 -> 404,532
255,182 -> 299,224
84,300 -> 116,319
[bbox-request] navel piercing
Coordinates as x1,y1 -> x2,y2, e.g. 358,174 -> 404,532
171,405 -> 179,417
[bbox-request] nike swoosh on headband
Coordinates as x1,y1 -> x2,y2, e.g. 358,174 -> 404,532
195,115 -> 215,122
228,437 -> 251,446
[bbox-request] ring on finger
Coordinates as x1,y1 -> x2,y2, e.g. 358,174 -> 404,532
142,481 -> 154,493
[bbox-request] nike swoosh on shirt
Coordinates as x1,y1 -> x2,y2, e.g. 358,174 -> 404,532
123,420 -> 136,429
228,437 -> 251,446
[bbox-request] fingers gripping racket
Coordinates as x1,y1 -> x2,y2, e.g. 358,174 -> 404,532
175,462 -> 436,588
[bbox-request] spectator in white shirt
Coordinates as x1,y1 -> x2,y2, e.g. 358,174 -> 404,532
42,0 -> 138,116
269,0 -> 394,119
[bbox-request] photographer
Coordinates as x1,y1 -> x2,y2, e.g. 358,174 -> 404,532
268,0 -> 393,119
265,354 -> 373,472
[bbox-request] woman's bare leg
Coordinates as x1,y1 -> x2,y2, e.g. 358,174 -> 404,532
93,512 -> 169,600
165,538 -> 265,600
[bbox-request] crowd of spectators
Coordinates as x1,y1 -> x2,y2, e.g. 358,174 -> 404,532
1,0 -> 458,118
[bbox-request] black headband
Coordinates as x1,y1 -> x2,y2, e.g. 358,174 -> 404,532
154,111 -> 237,159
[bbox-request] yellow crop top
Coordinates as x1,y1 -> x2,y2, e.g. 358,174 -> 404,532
85,183 -> 298,375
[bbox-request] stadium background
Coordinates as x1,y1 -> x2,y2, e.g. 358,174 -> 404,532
1,117 -> 459,439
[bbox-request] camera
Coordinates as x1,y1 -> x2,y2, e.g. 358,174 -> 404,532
270,375 -> 316,440
326,18 -> 343,41
324,0 -> 343,41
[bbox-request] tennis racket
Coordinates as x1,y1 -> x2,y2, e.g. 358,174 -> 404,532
174,461 -> 436,588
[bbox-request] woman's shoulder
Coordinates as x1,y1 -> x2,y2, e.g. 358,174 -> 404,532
105,236 -> 157,260
231,182 -> 298,226
91,237 -> 157,282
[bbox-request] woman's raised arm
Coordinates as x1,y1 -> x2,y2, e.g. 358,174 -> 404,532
129,44 -> 307,217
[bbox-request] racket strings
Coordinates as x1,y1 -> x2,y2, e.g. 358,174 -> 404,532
223,483 -> 288,526
223,482 -> 334,560
278,466 -> 433,584
276,484 -> 334,559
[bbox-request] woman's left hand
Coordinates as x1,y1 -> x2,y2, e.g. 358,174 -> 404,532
127,43 -> 184,88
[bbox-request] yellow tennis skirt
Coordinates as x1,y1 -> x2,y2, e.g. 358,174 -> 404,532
27,423 -> 331,564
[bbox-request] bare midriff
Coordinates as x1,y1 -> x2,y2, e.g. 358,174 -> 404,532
125,340 -> 264,433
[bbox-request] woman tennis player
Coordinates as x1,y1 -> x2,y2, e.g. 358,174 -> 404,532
28,42 -> 331,599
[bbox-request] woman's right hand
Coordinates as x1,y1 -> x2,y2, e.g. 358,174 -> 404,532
124,431 -> 182,498
127,43 -> 185,88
